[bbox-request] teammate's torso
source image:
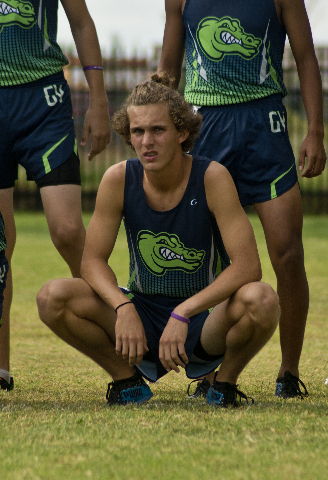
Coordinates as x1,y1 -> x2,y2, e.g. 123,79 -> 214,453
123,156 -> 229,298
183,0 -> 287,105
0,0 -> 68,86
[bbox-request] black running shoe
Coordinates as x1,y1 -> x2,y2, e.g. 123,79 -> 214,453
0,376 -> 14,391
187,378 -> 211,399
275,371 -> 309,399
106,371 -> 153,406
207,378 -> 254,408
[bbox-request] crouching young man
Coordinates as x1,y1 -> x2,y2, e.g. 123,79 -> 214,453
37,73 -> 280,407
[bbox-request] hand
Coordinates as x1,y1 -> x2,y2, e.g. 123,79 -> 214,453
81,103 -> 111,161
159,317 -> 189,373
299,133 -> 326,178
115,307 -> 148,367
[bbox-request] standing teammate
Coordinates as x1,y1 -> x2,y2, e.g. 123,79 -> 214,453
0,212 -> 9,389
0,0 -> 111,390
37,74 -> 280,407
157,0 -> 326,398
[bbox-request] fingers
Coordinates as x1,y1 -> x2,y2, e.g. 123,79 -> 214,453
159,341 -> 188,373
115,334 -> 147,367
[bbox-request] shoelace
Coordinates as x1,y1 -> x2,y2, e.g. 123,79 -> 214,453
281,371 -> 309,399
187,378 -> 211,397
232,384 -> 255,405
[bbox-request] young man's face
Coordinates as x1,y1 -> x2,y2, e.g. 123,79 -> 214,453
128,103 -> 188,173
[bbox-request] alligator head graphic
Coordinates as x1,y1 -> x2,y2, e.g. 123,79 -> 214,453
137,230 -> 205,276
0,0 -> 36,32
196,16 -> 262,62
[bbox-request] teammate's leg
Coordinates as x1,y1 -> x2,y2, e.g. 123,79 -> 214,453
253,183 -> 308,379
40,184 -> 86,278
0,188 -> 15,384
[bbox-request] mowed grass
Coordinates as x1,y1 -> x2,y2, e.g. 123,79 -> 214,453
0,212 -> 328,480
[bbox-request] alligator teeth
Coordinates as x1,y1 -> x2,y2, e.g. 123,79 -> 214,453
0,2 -> 19,15
221,32 -> 242,46
160,247 -> 184,261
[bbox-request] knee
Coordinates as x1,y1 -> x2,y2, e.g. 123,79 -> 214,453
37,280 -> 66,328
271,237 -> 305,274
49,220 -> 85,252
242,283 -> 280,332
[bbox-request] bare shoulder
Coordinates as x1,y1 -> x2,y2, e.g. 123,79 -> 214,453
204,161 -> 239,210
95,161 -> 127,211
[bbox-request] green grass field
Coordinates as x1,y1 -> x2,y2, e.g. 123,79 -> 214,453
1,212 -> 328,480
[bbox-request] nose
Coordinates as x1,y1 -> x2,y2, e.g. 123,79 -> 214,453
142,131 -> 154,146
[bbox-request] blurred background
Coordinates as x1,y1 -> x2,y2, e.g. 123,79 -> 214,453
13,0 -> 328,213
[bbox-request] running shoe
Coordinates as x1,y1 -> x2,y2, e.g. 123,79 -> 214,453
106,371 -> 153,406
275,370 -> 309,399
0,376 -> 14,391
207,379 -> 254,408
187,378 -> 211,399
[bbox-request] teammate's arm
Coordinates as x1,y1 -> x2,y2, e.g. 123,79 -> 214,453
61,0 -> 111,160
157,0 -> 186,89
278,0 -> 326,177
81,162 -> 148,366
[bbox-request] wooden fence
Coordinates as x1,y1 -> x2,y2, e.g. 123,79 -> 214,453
13,47 -> 328,213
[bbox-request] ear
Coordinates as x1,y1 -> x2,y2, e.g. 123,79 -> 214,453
177,130 -> 190,144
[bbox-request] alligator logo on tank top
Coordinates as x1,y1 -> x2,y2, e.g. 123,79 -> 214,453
0,1 -> 37,32
196,16 -> 262,62
137,230 -> 205,276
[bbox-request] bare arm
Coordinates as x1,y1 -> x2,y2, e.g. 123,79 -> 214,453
157,0 -> 186,89
81,162 -> 148,366
61,0 -> 111,160
279,0 -> 326,177
159,162 -> 262,372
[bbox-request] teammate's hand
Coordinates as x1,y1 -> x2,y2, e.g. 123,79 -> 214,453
115,306 -> 148,366
81,103 -> 111,161
159,317 -> 189,373
299,132 -> 326,178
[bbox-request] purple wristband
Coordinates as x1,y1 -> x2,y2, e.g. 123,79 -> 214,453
171,311 -> 190,324
83,65 -> 104,71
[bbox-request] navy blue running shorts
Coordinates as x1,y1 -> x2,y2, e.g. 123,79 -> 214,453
0,252 -> 9,327
0,71 -> 78,189
120,288 -> 224,382
191,94 -> 298,206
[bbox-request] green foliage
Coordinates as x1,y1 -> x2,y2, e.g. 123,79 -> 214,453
1,213 -> 328,480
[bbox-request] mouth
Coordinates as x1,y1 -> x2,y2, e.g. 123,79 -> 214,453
143,151 -> 158,161
220,31 -> 242,46
0,2 -> 19,15
160,247 -> 184,261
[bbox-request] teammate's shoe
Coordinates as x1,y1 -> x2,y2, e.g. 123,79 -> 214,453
207,379 -> 254,408
187,378 -> 211,399
106,371 -> 153,406
275,371 -> 309,399
0,376 -> 14,391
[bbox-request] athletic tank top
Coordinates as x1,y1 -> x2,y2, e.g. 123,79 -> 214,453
183,0 -> 287,106
0,0 -> 68,86
123,157 -> 230,298
0,212 -> 6,252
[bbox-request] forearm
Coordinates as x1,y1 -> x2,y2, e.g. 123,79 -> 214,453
173,260 -> 262,319
70,20 -> 108,105
297,54 -> 324,137
81,258 -> 128,310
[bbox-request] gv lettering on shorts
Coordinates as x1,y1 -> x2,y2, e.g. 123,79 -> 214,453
44,85 -> 65,106
269,110 -> 286,133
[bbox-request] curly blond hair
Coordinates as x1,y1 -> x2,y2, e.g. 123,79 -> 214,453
111,72 -> 202,152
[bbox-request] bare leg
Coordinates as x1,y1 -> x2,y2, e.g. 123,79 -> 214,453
0,188 -> 15,374
37,278 -> 135,381
200,282 -> 280,384
40,185 -> 86,278
253,184 -> 308,378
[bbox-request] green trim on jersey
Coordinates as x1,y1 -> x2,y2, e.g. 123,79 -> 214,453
0,213 -> 6,252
